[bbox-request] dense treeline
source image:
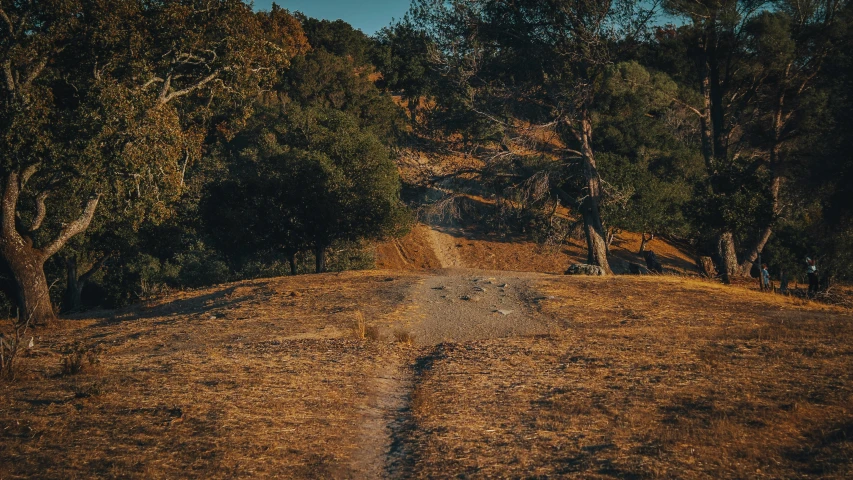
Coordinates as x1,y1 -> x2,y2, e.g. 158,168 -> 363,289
0,1 -> 410,323
383,0 -> 852,283
1,0 -> 852,324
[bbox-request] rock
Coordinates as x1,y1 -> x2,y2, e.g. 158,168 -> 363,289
473,286 -> 486,292
628,262 -> 650,275
498,283 -> 508,288
564,264 -> 605,276
209,315 -> 217,320
495,310 -> 513,315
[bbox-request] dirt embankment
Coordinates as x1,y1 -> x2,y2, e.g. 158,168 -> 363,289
377,222 -> 698,275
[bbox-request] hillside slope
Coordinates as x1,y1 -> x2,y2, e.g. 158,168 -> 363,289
2,269 -> 851,478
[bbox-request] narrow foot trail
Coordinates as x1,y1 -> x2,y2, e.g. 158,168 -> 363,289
358,267 -> 557,478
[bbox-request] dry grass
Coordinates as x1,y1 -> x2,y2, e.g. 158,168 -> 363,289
403,275 -> 853,478
0,271 -> 418,479
2,269 -> 851,478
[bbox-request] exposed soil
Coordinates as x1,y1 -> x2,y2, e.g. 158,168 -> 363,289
376,222 -> 700,275
408,270 -> 553,345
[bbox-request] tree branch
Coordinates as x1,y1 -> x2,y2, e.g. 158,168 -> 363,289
22,53 -> 51,90
159,70 -> 220,105
2,59 -> 15,94
1,172 -> 21,238
0,6 -> 13,36
157,73 -> 173,104
29,191 -> 49,232
38,195 -> 100,261
79,254 -> 111,285
19,164 -> 38,188
670,95 -> 703,117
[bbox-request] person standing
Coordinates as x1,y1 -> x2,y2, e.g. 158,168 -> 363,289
761,264 -> 771,291
806,257 -> 819,297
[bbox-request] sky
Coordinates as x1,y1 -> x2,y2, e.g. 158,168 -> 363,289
253,0 -> 412,36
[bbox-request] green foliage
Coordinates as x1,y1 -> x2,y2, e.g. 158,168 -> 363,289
203,104 -> 411,267
593,62 -> 702,238
200,42 -> 411,275
296,14 -> 379,67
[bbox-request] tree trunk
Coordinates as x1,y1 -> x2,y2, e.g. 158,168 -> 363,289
0,244 -> 55,323
288,252 -> 298,275
717,230 -> 738,284
63,256 -> 82,314
315,245 -> 327,274
738,108 -> 786,275
737,222 -> 774,277
639,232 -> 654,254
577,117 -> 612,274
63,254 -> 109,313
0,169 -> 99,324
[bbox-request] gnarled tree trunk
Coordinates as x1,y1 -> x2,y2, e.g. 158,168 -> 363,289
578,117 -> 612,274
0,243 -> 55,323
315,245 -> 327,274
0,169 -> 99,324
62,254 -> 109,313
717,230 -> 738,284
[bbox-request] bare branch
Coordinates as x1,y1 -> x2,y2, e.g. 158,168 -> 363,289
160,70 -> 221,105
2,59 -> 15,93
29,191 -> 49,232
0,6 -> 13,36
79,254 -> 111,285
38,195 -> 100,261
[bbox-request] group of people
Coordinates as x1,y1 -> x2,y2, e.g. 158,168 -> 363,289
759,256 -> 822,297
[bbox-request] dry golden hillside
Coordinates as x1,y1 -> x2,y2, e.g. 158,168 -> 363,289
2,268 -> 851,478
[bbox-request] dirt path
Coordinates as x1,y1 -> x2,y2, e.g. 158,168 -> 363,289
352,267 -> 556,478
409,270 -> 552,345
354,227 -> 560,478
352,361 -> 413,479
426,227 -> 464,268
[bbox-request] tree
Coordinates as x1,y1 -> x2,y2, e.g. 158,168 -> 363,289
203,104 -> 410,274
295,14 -> 377,67
660,0 -> 844,279
374,21 -> 433,124
734,1 -> 846,274
0,0 -> 306,323
595,61 -> 703,250
409,0 -> 657,273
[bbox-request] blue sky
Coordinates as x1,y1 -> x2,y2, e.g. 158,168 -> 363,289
253,1 -> 411,35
